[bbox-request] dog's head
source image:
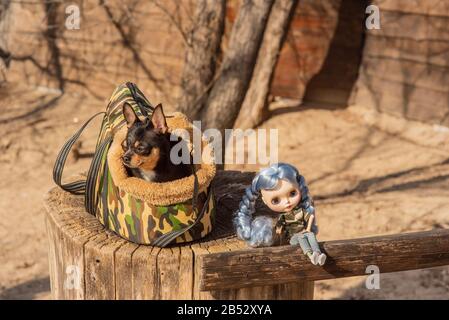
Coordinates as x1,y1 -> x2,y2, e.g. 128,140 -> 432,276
121,102 -> 170,171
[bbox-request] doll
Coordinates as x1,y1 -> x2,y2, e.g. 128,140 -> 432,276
233,163 -> 326,266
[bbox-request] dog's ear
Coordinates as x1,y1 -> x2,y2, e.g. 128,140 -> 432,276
123,103 -> 139,128
151,103 -> 168,134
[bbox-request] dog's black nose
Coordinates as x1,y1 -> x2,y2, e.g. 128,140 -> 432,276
123,155 -> 131,163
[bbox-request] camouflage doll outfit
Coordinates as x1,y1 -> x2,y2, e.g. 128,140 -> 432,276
275,205 -> 323,263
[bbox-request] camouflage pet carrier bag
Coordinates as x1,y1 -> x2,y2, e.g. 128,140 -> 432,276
53,82 -> 216,247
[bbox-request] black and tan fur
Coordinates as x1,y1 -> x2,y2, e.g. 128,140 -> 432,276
121,103 -> 191,183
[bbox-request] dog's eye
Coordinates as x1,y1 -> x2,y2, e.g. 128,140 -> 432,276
136,145 -> 148,153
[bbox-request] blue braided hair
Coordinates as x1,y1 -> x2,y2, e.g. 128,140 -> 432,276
233,163 -> 314,247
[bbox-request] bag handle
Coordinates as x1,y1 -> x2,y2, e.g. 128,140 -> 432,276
125,82 -> 175,119
126,82 -> 154,117
53,112 -> 106,195
84,135 -> 113,215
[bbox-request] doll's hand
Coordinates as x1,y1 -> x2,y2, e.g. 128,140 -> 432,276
305,214 -> 315,234
275,226 -> 283,234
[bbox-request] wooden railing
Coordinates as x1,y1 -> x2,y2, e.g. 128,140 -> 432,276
198,229 -> 449,291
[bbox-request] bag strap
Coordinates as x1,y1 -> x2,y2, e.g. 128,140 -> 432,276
125,82 -> 175,119
126,82 -> 154,117
53,112 -> 106,195
84,135 -> 113,215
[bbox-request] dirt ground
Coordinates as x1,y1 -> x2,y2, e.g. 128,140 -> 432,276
1,83 -> 449,299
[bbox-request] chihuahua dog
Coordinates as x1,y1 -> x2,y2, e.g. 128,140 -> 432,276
121,102 -> 192,182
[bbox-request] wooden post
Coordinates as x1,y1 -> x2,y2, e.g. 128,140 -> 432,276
44,170 -> 313,300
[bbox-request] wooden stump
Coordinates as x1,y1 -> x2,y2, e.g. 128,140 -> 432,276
44,170 -> 314,300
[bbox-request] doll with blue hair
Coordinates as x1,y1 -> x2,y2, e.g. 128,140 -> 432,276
233,163 -> 327,266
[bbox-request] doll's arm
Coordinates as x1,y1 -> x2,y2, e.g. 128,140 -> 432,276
306,214 -> 315,233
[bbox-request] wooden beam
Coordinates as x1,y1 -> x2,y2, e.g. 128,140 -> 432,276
199,229 -> 449,291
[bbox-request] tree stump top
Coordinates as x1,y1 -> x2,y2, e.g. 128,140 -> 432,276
45,170 -> 261,250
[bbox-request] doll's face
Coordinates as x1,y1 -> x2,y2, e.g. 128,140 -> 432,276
261,179 -> 301,213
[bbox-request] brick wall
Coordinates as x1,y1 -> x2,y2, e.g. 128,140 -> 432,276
351,0 -> 449,125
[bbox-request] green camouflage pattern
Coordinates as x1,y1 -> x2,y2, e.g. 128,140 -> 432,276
91,83 -> 215,245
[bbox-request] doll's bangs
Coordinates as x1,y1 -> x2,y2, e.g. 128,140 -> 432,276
255,163 -> 299,191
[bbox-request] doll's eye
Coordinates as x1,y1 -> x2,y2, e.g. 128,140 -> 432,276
289,190 -> 298,197
271,197 -> 280,205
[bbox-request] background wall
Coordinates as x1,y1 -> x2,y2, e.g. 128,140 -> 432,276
1,0 -> 449,125
351,0 -> 449,125
0,0 -> 340,106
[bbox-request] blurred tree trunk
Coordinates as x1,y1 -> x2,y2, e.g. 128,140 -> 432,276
43,1 -> 64,92
177,0 -> 226,120
200,0 -> 274,131
234,0 -> 298,129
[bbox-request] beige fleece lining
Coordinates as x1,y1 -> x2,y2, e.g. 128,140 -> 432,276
107,112 -> 216,206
